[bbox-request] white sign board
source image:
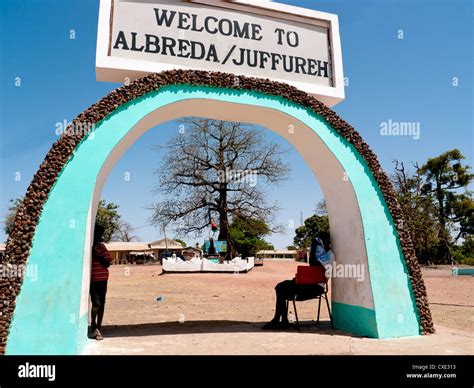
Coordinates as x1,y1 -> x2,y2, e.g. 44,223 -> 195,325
96,0 -> 345,106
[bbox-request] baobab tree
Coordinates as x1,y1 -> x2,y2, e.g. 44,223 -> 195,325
150,118 -> 290,258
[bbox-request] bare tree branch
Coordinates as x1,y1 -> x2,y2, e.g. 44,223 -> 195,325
149,119 -> 290,256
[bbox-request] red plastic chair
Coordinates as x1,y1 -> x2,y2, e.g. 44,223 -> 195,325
287,265 -> 334,330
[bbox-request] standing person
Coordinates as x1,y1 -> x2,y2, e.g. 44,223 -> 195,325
208,237 -> 218,256
90,224 -> 112,340
262,236 -> 334,330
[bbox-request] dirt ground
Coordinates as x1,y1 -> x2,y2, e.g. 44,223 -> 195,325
83,261 -> 474,355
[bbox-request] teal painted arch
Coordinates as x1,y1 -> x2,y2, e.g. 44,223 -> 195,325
6,85 -> 421,355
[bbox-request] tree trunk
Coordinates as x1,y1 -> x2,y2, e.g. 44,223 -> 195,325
216,128 -> 234,260
217,190 -> 233,260
435,176 -> 450,262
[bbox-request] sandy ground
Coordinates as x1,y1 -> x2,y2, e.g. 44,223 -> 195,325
83,261 -> 474,355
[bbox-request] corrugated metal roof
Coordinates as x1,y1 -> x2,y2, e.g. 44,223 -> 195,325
148,238 -> 184,249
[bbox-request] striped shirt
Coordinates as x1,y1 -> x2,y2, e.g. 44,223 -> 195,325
91,243 -> 112,282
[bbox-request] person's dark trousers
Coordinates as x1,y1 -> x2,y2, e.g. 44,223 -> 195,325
90,280 -> 108,331
274,279 -> 324,322
274,279 -> 295,322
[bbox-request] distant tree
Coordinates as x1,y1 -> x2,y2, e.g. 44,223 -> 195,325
418,149 -> 473,262
286,245 -> 297,250
95,200 -> 122,243
449,193 -> 473,243
451,235 -> 474,265
463,235 -> 474,257
293,214 -> 329,249
229,216 -> 274,258
3,197 -> 24,236
150,118 -> 290,259
315,199 -> 327,216
392,161 -> 441,264
112,220 -> 138,242
174,238 -> 187,247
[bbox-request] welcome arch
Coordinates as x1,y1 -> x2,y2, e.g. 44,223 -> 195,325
1,70 -> 434,354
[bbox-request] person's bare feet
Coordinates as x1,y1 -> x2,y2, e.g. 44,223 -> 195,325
93,329 -> 104,340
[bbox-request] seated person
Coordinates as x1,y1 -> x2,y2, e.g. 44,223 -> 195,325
262,236 -> 334,330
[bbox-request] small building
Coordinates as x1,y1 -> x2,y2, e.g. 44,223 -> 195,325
104,242 -> 152,264
182,246 -> 203,260
104,238 -> 188,265
256,249 -> 297,260
148,238 -> 185,263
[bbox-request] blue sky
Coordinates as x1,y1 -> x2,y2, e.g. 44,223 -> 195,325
0,0 -> 472,248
